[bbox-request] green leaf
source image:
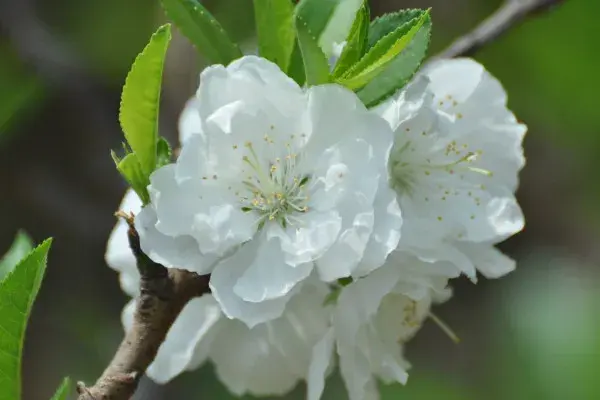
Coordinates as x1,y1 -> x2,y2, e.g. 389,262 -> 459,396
331,1 -> 369,78
113,152 -> 151,204
253,0 -> 296,72
367,9 -> 425,50
295,0 -> 363,57
0,239 -> 52,400
287,41 -> 306,86
119,24 -> 171,177
356,14 -> 431,107
161,0 -> 242,65
318,0 -> 364,56
50,377 -> 71,400
294,2 -> 333,85
156,136 -> 173,168
0,231 -> 33,281
295,17 -> 331,85
339,10 -> 429,88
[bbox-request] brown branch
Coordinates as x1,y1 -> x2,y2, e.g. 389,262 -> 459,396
432,0 -> 566,60
76,214 -> 210,400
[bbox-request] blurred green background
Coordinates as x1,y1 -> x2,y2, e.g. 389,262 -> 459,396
1,0 -> 598,399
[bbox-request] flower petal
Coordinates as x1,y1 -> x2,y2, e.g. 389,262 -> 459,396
456,242 -> 516,279
105,189 -> 142,297
267,211 -> 342,267
233,234 -> 313,302
210,239 -> 295,327
136,205 -> 217,274
147,296 -> 222,383
307,328 -> 335,400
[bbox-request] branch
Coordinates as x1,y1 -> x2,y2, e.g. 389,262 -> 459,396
76,214 -> 210,400
432,0 -> 566,60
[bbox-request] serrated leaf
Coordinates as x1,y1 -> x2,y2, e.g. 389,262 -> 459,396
156,136 -> 172,168
367,9 -> 425,50
331,1 -> 369,78
119,24 -> 171,177
161,0 -> 242,65
114,152 -> 151,204
356,15 -> 431,107
0,239 -> 52,400
295,15 -> 331,85
50,377 -> 71,400
339,10 -> 429,89
253,0 -> 296,72
287,40 -> 306,86
0,231 -> 33,281
295,0 -> 363,57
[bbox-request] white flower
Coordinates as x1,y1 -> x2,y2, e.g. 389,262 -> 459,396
377,58 -> 526,279
308,255 -> 454,400
106,191 -> 451,400
136,55 -> 402,326
107,190 -> 332,394
121,285 -> 331,395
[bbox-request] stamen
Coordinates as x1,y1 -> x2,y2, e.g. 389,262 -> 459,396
429,312 -> 461,344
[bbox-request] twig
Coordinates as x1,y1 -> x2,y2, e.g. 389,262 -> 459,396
432,0 -> 566,60
76,214 -> 210,400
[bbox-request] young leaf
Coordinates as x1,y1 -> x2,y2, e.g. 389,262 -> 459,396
295,15 -> 331,85
338,10 -> 429,89
0,239 -> 52,400
0,231 -> 33,281
331,1 -> 369,78
50,377 -> 71,400
161,0 -> 242,65
318,0 -> 363,56
287,41 -> 306,86
119,24 -> 171,177
253,0 -> 296,72
113,152 -> 151,205
356,15 -> 431,107
367,9 -> 425,50
156,136 -> 173,168
295,0 -> 363,57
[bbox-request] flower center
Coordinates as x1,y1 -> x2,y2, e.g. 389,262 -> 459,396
238,140 -> 310,228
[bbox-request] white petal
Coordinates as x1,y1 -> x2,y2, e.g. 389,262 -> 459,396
307,328 -> 335,400
233,234 -> 313,303
105,189 -> 142,296
400,226 -> 477,280
178,97 -> 204,145
146,295 -> 222,383
304,84 -> 393,160
353,176 -> 403,277
210,239 -> 295,328
210,282 -> 331,397
424,58 -> 509,119
267,211 -> 342,267
149,165 -> 256,256
382,251 -> 457,300
485,195 -> 525,241
136,206 -> 217,274
197,56 -> 304,122
209,319 -> 300,396
334,267 -> 402,400
373,75 -> 431,130
315,198 -> 374,281
456,242 -> 516,279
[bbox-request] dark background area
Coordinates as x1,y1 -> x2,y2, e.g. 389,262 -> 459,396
1,0 -> 598,399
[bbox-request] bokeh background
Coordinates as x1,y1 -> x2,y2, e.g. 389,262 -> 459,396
1,0 -> 598,399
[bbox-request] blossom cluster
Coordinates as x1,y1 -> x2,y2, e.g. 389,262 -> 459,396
107,55 -> 525,399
